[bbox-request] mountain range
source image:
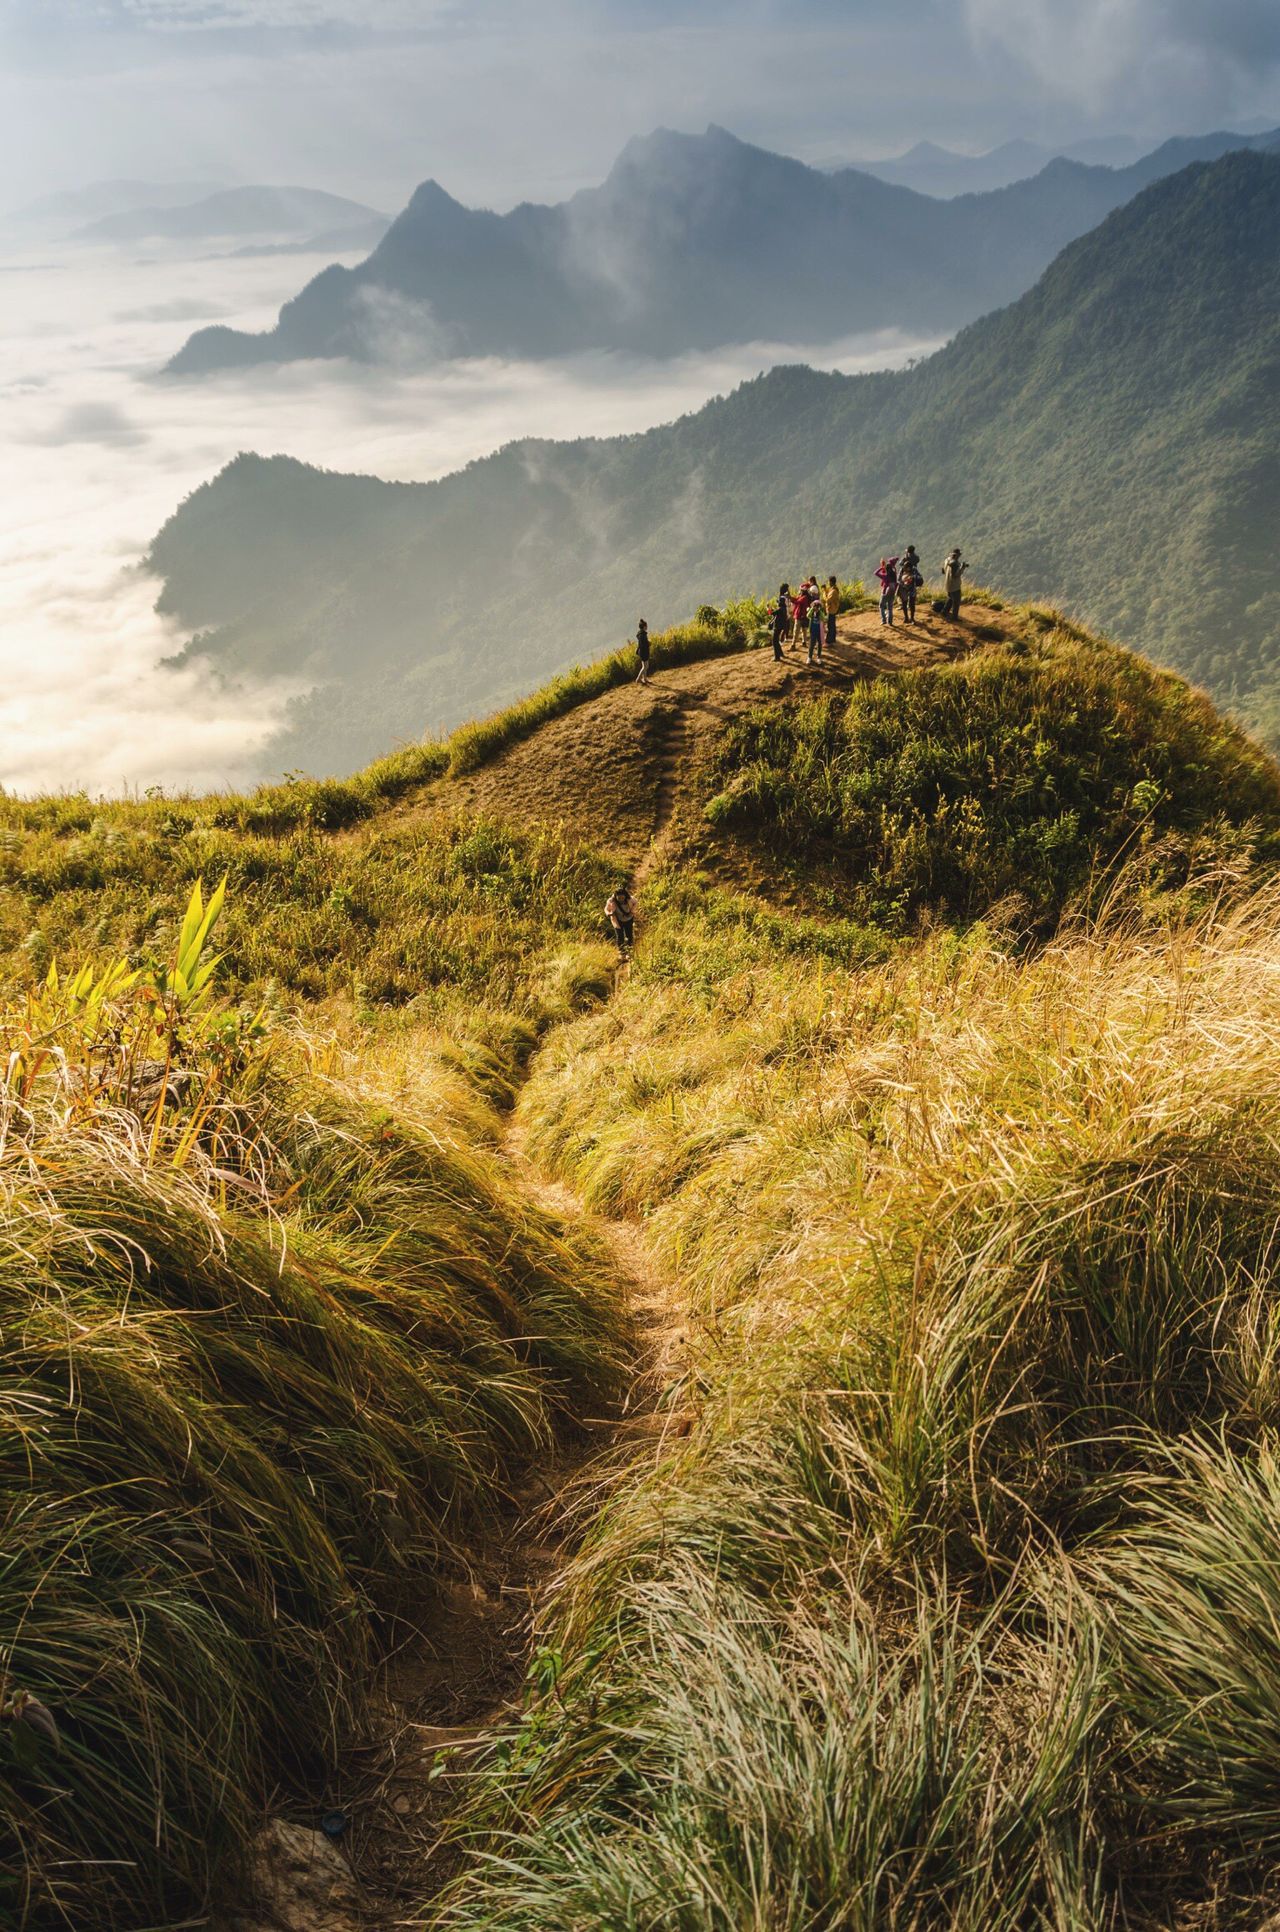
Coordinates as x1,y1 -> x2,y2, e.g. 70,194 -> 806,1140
166,123 -> 1280,375
72,185 -> 386,248
148,150 -> 1280,778
2,178 -> 228,235
855,135 -> 1144,197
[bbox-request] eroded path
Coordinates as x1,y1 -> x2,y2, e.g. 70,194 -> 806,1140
221,1021 -> 687,1932
221,603 -> 992,1931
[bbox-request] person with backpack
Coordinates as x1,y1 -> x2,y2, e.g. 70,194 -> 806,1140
634,618 -> 651,684
770,585 -> 790,662
941,547 -> 968,620
807,595 -> 824,664
605,882 -> 637,953
823,574 -> 841,653
876,556 -> 898,627
898,546 -> 920,623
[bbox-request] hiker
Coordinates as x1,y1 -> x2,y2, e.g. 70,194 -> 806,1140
790,580 -> 811,648
942,547 -> 968,620
605,882 -> 637,953
634,618 -> 651,684
807,594 -> 824,664
770,584 -> 790,661
876,556 -> 898,627
898,546 -> 920,623
823,574 -> 841,653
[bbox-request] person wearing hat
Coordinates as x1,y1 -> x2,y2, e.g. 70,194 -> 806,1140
942,547 -> 968,620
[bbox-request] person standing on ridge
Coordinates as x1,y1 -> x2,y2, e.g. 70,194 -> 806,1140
823,574 -> 841,654
634,618 -> 651,684
942,547 -> 968,620
605,882 -> 637,953
898,546 -> 920,623
807,595 -> 824,664
791,579 -> 811,650
770,585 -> 790,662
876,556 -> 898,627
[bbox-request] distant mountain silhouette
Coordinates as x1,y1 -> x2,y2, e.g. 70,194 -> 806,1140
74,186 -> 386,246
149,152 -> 1280,779
167,124 -> 1279,376
3,179 -> 226,235
855,136 -> 1143,197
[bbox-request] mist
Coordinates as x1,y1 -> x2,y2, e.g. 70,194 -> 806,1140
0,233 -> 940,795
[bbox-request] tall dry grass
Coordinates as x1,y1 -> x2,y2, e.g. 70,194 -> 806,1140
0,913 -> 630,1930
436,876 -> 1280,1928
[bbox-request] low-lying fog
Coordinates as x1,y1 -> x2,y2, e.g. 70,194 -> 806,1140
1,237 -> 942,796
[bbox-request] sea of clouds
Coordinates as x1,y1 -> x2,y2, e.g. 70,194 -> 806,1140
0,233 -> 941,796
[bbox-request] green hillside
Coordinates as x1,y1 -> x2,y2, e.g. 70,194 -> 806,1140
150,150 -> 1280,778
10,605 -> 1280,1929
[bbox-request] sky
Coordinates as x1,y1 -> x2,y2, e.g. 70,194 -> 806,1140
3,0 -> 1279,210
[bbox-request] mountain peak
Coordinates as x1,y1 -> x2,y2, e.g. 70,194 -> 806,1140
403,178 -> 467,216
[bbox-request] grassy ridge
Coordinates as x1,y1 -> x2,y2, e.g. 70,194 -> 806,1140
436,882 -> 1280,1928
7,600 -> 1280,1928
704,619 -> 1280,930
0,910 -> 629,1930
0,811 -> 616,1046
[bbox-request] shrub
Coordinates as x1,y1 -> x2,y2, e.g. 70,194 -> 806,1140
702,629 -> 1280,931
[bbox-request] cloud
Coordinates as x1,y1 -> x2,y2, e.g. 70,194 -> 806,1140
964,0 -> 1280,116
346,283 -> 458,364
36,399 -> 149,445
0,231 -> 939,794
118,296 -> 231,320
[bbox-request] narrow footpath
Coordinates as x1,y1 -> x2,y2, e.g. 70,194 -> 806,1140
220,974 -> 689,1932
219,602 -> 993,1931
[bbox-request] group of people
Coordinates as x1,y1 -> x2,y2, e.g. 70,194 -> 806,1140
876,546 -> 967,627
767,574 -> 843,665
632,548 -> 970,686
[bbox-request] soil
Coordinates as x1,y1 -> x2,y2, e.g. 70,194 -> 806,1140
389,603 -> 1000,870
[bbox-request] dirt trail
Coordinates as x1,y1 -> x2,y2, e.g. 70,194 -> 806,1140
224,603 -> 996,1930
424,604 -> 984,870
223,1056 -> 686,1932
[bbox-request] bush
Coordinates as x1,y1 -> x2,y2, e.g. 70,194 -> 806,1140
702,628 -> 1280,932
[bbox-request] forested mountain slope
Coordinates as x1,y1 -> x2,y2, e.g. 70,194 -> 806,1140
150,152 -> 1280,779
165,122 -> 1278,373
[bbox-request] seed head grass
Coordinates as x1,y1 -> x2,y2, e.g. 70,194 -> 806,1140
437,876 -> 1280,1929
0,907 -> 630,1930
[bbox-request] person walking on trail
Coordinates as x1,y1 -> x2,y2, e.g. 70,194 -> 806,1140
823,574 -> 840,653
876,556 -> 898,627
606,882 -> 637,953
807,595 -> 824,664
770,584 -> 790,662
634,618 -> 651,684
942,547 -> 968,620
898,546 -> 921,623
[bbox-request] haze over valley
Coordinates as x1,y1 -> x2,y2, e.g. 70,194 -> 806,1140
0,224 -> 936,791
